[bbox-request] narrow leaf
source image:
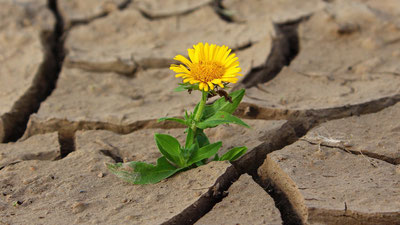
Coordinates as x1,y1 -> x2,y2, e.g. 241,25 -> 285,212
185,127 -> 195,148
107,157 -> 182,184
219,146 -> 247,161
195,129 -> 210,148
202,89 -> 245,120
187,142 -> 222,165
157,117 -> 186,126
196,111 -> 250,129
174,86 -> 187,92
154,133 -> 184,167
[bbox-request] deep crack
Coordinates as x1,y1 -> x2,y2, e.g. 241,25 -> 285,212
211,0 -> 236,23
251,174 -> 303,225
58,131 -> 75,159
240,19 -> 301,88
162,165 -> 239,225
0,0 -> 65,143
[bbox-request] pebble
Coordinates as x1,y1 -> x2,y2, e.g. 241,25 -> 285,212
71,202 -> 87,214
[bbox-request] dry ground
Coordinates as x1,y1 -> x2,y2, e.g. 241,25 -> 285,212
0,0 -> 399,224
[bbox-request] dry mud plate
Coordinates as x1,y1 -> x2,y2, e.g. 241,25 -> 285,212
1,0 -> 400,224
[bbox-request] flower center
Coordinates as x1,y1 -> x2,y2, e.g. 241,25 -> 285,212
191,61 -> 225,82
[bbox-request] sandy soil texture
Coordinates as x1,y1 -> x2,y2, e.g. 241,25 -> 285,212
1,0 -> 400,224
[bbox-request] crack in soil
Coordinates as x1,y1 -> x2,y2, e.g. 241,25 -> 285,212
68,0 -> 132,28
64,57 -> 177,77
0,0 -> 65,143
23,118 -> 185,141
136,2 -> 210,21
211,0 -> 236,23
236,93 -> 400,122
300,139 -> 399,165
250,173 -> 303,225
99,149 -> 123,163
162,165 -> 239,225
239,19 -> 301,88
58,131 -> 75,159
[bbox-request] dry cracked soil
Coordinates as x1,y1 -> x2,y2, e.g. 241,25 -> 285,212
0,0 -> 400,224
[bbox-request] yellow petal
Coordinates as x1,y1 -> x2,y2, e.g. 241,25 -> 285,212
198,42 -> 205,61
183,78 -> 193,83
175,73 -> 188,78
188,48 -> 198,63
226,61 -> 239,69
199,82 -> 205,90
211,79 -> 222,84
204,84 -> 209,91
222,74 -> 239,78
222,77 -> 238,83
215,45 -> 227,62
221,48 -> 232,62
207,81 -> 214,90
174,55 -> 192,66
209,44 -> 216,61
204,43 -> 209,61
225,67 -> 241,74
190,79 -> 200,84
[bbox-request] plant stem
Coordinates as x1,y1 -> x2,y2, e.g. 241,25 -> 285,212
187,91 -> 207,148
194,91 -> 207,123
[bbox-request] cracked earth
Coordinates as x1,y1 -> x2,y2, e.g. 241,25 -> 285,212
1,0 -> 399,224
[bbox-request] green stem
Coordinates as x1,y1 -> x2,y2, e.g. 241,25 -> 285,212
187,91 -> 207,147
193,91 -> 207,125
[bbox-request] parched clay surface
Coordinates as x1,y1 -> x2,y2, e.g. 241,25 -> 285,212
304,102 -> 400,164
0,133 -> 60,169
244,0 -> 400,111
130,0 -> 212,18
74,119 -> 285,164
195,174 -> 282,225
0,145 -> 235,224
0,0 -> 54,142
23,67 -> 200,137
222,0 -> 324,23
2,0 -> 400,224
64,5 -> 274,77
259,133 -> 400,224
58,0 -> 129,26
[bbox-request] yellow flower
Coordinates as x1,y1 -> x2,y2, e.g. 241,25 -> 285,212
170,42 -> 242,91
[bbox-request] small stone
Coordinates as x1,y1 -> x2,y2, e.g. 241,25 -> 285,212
97,172 -> 104,178
71,202 -> 87,214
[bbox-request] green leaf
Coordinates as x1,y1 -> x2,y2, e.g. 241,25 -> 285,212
174,86 -> 187,92
187,142 -> 222,165
195,129 -> 210,148
196,111 -> 250,129
175,83 -> 199,92
202,89 -> 245,120
158,117 -> 187,126
195,161 -> 205,167
107,157 -> 182,184
185,127 -> 195,148
154,133 -> 184,167
219,146 -> 247,161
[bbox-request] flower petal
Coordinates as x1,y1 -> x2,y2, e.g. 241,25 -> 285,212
207,81 -> 214,90
204,83 -> 209,91
199,82 -> 205,90
174,55 -> 192,66
188,48 -> 198,63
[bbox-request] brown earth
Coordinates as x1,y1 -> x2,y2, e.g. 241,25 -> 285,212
1,0 -> 400,224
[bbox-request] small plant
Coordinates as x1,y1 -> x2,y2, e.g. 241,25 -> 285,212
107,43 -> 249,184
